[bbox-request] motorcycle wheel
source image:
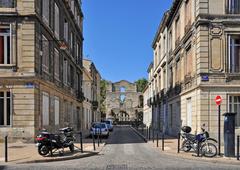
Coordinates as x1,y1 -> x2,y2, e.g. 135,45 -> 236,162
201,143 -> 217,157
181,140 -> 192,152
38,145 -> 49,156
69,144 -> 74,153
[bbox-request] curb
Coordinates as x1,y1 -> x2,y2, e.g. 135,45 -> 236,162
130,126 -> 148,143
17,151 -> 99,164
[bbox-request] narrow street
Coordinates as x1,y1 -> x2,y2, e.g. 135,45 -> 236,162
2,126 -> 239,170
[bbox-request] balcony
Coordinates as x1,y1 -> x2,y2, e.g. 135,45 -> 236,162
92,101 -> 99,110
0,0 -> 15,8
76,90 -> 85,102
175,83 -> 182,95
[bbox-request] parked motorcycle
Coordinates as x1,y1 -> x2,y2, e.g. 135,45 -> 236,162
180,125 -> 218,157
36,127 -> 75,156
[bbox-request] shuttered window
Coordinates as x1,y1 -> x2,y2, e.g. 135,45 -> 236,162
54,97 -> 60,125
54,48 -> 60,80
42,0 -> 49,25
54,3 -> 59,38
42,92 -> 49,126
185,46 -> 193,75
42,35 -> 49,72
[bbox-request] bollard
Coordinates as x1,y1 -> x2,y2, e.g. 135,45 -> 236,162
97,130 -> 100,147
146,126 -> 148,140
80,132 -> 83,153
237,135 -> 239,161
5,135 -> 8,162
162,133 -> 164,151
157,133 -> 159,147
92,133 -> 96,151
148,127 -> 151,140
152,129 -> 155,143
50,135 -> 53,157
100,128 -> 102,143
177,132 -> 180,153
197,141 -> 200,157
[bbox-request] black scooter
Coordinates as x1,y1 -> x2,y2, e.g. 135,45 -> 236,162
36,127 -> 75,156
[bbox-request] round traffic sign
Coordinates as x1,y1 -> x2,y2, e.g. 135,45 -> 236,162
215,95 -> 222,106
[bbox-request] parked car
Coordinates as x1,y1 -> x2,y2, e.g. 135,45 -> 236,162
102,120 -> 113,131
90,122 -> 109,138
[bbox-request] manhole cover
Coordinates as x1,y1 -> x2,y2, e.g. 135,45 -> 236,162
106,164 -> 128,170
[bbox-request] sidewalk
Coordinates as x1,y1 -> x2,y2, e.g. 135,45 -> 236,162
0,137 -> 105,164
132,127 -> 240,165
148,136 -> 240,165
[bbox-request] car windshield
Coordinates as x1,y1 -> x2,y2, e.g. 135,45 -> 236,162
103,121 -> 111,125
93,123 -> 106,128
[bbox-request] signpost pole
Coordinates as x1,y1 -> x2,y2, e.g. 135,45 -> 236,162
218,104 -> 221,156
215,95 -> 222,156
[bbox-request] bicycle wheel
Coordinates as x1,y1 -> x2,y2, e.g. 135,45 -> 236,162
181,140 -> 192,152
201,143 -> 217,157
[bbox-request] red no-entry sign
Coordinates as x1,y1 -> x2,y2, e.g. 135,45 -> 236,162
215,95 -> 222,106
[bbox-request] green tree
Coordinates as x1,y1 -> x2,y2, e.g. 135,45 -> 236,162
100,79 -> 108,119
135,78 -> 148,92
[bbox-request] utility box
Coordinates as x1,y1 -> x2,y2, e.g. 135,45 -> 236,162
223,112 -> 236,157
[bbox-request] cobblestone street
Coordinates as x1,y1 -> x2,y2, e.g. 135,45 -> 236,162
1,126 -> 240,170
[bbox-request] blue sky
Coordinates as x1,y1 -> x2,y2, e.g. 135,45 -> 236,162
82,0 -> 172,83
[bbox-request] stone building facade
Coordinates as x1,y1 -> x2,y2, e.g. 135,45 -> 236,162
147,0 -> 240,140
0,0 -> 84,140
106,80 -> 143,122
83,59 -> 101,127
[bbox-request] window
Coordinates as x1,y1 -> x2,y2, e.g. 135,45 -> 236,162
185,0 -> 192,25
185,46 -> 193,75
0,91 -> 11,126
70,32 -> 73,51
76,72 -> 80,93
54,3 -> 59,38
169,67 -> 173,88
42,0 -> 49,25
54,96 -> 60,125
42,35 -> 49,72
42,92 -> 49,126
158,45 -> 161,61
229,96 -> 240,127
229,35 -> 240,73
0,0 -> 15,8
0,25 -> 11,65
228,0 -> 240,14
63,58 -> 68,85
175,59 -> 181,83
54,48 -> 60,80
64,19 -> 68,41
175,16 -> 180,44
76,43 -> 80,63
70,65 -> 74,88
70,0 -> 74,14
169,30 -> 172,52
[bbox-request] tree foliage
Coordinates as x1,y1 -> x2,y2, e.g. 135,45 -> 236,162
100,79 -> 108,118
135,78 -> 148,92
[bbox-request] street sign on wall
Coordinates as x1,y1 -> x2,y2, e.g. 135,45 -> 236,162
215,95 -> 222,106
